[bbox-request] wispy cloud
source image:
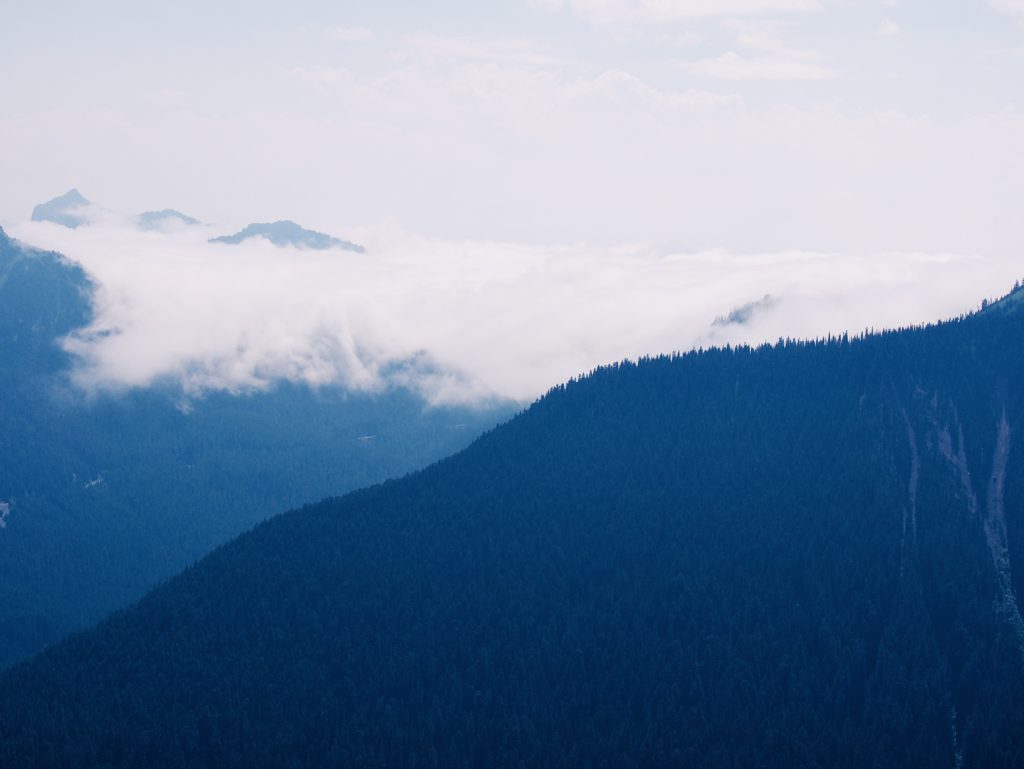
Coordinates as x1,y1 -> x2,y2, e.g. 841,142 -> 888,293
287,65 -> 356,87
878,19 -> 902,38
678,52 -> 835,79
530,0 -> 822,25
394,33 -> 565,67
678,22 -> 836,80
328,26 -> 375,42
989,0 -> 1024,14
572,69 -> 740,107
988,0 -> 1024,28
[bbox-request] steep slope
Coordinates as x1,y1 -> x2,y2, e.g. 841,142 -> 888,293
0,228 -> 511,669
0,226 -> 91,371
3,291 -> 1024,768
209,220 -> 365,252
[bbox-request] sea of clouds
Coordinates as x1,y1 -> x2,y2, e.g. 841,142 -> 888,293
10,213 -> 1021,406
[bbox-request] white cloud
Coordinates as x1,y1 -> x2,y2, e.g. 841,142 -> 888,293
395,34 -> 564,67
678,51 -> 836,79
730,19 -> 814,57
989,0 -> 1024,12
878,19 -> 902,38
10,220 -> 1022,406
288,65 -> 356,87
328,26 -> 375,42
678,21 -> 837,80
572,69 -> 740,106
530,0 -> 822,24
988,0 -> 1024,27
659,30 -> 703,46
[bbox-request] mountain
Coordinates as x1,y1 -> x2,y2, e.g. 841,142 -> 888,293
712,293 -> 778,327
29,188 -> 92,228
0,227 -> 92,373
136,209 -> 200,231
3,286 -> 1024,767
0,227 -> 511,669
209,220 -> 365,252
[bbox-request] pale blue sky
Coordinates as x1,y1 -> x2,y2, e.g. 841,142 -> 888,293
2,0 -> 1022,252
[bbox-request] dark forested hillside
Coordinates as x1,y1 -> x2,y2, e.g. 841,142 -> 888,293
4,280 -> 1024,768
0,227 -> 510,669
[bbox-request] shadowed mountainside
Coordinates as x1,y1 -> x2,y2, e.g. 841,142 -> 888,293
2,280 -> 1024,767
0,227 -> 510,669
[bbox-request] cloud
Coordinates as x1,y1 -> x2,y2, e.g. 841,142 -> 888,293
328,26 -> 375,42
11,219 -> 1023,407
678,20 -> 837,80
988,0 -> 1024,28
572,69 -> 740,107
989,0 -> 1024,13
660,31 -> 703,46
678,51 -> 835,79
530,0 -> 822,25
7,48 -> 1023,255
878,19 -> 902,38
396,34 -> 564,67
730,19 -> 815,56
288,65 -> 356,87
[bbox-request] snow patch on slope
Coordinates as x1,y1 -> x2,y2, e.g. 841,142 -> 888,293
937,408 -> 1024,664
983,412 -> 1024,662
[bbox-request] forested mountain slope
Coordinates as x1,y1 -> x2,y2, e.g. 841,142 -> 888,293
0,227 -> 510,669
4,284 -> 1024,768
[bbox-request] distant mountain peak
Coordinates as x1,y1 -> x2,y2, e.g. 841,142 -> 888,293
136,209 -> 201,232
712,294 -> 778,328
209,220 -> 365,252
31,189 -> 93,229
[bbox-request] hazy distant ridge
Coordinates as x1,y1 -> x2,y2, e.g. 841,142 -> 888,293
210,220 -> 365,252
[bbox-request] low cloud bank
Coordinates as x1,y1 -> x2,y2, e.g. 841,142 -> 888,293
11,220 -> 1020,405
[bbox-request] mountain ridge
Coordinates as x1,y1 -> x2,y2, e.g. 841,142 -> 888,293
209,220 -> 365,252
136,209 -> 200,231
0,227 -> 509,670
2,285 -> 1023,767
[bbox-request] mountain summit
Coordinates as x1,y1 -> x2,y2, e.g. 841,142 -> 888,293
209,220 -> 365,252
136,209 -> 200,231
30,188 -> 92,228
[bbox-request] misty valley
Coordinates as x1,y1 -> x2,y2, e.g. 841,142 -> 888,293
4,2 -> 1024,764
3,204 -> 1024,767
0,226 -> 512,669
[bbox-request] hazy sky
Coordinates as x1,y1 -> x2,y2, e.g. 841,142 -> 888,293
3,1 -> 1023,403
2,0 -> 1023,253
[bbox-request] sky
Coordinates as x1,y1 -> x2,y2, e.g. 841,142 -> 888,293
2,1 -> 1023,403
2,0 -> 1023,251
